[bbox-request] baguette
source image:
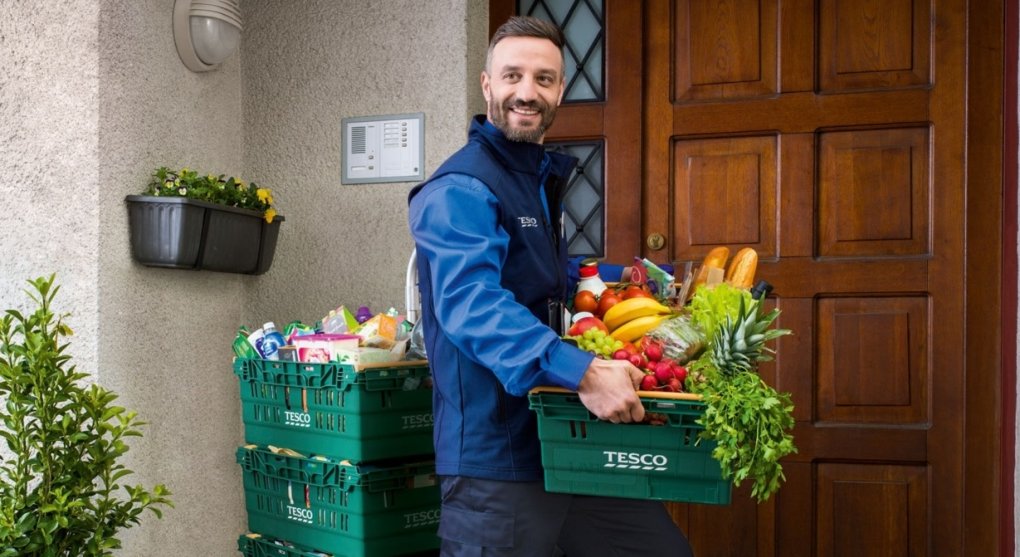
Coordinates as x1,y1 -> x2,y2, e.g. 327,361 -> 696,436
692,247 -> 730,291
702,246 -> 730,270
725,247 -> 758,289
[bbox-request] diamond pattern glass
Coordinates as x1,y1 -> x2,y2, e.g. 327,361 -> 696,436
546,141 -> 605,257
518,0 -> 605,102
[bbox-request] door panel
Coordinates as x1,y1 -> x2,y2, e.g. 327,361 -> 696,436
818,128 -> 931,258
672,135 -> 778,258
674,0 -> 778,100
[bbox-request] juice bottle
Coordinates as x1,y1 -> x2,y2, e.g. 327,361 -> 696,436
577,258 -> 607,297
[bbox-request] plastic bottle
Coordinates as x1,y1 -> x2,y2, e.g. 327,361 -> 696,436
258,321 -> 286,360
576,258 -> 607,297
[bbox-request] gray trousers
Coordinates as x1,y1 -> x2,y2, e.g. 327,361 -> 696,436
437,476 -> 695,557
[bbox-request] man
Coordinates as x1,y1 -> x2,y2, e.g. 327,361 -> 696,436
408,16 -> 694,557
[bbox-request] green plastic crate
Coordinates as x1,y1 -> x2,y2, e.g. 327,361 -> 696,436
237,446 -> 441,557
233,357 -> 434,461
237,533 -> 329,556
237,533 -> 440,557
527,389 -> 731,505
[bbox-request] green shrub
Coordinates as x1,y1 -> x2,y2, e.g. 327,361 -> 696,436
0,275 -> 172,556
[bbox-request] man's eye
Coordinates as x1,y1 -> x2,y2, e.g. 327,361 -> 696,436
538,75 -> 555,85
504,73 -> 520,81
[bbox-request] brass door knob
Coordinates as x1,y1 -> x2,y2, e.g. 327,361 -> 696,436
646,233 -> 665,251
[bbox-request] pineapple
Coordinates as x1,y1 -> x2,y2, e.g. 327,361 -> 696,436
710,295 -> 789,377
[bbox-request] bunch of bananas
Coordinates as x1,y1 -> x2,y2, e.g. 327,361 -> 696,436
603,297 -> 673,342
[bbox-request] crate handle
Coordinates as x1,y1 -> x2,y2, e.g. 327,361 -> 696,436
529,385 -> 703,401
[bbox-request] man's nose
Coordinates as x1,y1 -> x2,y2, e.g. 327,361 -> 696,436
515,76 -> 539,101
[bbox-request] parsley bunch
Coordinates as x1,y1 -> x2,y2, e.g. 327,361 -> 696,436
686,283 -> 797,502
689,365 -> 796,502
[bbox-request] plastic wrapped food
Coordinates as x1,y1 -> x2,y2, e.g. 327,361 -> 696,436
645,313 -> 706,364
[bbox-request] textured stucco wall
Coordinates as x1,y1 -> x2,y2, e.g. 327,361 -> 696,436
96,0 -> 248,554
242,0 -> 488,326
0,1 -> 101,372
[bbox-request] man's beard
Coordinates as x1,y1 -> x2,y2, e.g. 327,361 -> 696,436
488,97 -> 557,143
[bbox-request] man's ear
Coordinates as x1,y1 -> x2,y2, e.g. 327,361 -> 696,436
481,71 -> 492,102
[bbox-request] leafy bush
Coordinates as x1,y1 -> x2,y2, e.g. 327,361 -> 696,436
0,275 -> 172,556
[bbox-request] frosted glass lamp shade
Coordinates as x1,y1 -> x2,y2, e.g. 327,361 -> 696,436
173,0 -> 243,72
190,16 -> 241,65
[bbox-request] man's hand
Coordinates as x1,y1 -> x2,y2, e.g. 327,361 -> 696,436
576,358 -> 646,423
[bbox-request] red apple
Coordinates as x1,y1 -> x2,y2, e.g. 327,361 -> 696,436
568,316 -> 609,337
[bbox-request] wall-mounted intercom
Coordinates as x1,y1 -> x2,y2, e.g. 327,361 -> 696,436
341,112 -> 424,184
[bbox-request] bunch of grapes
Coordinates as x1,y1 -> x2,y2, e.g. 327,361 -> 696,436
576,328 -> 625,359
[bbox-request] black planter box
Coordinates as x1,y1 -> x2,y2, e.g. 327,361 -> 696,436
125,195 -> 284,275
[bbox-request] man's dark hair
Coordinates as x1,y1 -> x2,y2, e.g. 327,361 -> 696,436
485,16 -> 565,72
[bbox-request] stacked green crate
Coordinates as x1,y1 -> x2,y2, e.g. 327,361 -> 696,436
233,357 -> 440,556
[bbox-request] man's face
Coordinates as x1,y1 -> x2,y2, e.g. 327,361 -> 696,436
481,36 -> 565,143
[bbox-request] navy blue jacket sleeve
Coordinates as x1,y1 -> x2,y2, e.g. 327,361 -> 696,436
409,174 -> 593,396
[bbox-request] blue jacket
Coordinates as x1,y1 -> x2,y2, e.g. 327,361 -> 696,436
408,116 -> 594,480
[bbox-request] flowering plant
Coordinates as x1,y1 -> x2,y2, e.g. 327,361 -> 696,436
144,166 -> 277,223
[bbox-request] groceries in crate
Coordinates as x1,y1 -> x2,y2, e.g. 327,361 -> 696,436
562,247 -> 797,502
232,304 -> 417,364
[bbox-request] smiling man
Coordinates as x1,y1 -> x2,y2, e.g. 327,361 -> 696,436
408,16 -> 694,557
482,31 -> 562,142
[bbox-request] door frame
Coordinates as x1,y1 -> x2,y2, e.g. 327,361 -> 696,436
1001,0 -> 1017,554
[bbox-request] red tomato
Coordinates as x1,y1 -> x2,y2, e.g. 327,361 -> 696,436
596,291 -> 621,318
573,290 -> 599,314
622,285 -> 653,299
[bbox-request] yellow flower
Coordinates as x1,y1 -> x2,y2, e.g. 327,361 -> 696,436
264,207 -> 277,223
256,188 -> 274,205
237,180 -> 246,188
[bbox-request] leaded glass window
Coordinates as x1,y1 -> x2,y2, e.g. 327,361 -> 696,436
518,0 -> 605,102
547,141 -> 605,257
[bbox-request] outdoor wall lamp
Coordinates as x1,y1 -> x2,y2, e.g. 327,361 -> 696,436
173,0 -> 242,72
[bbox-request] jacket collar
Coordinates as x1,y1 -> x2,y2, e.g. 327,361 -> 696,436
471,115 -> 551,175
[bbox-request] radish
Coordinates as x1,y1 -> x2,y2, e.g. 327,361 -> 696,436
628,353 -> 647,369
643,341 -> 663,362
671,364 -> 687,385
653,361 -> 673,385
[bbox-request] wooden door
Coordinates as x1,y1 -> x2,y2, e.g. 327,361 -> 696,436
643,0 -> 993,554
490,0 -> 1004,554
